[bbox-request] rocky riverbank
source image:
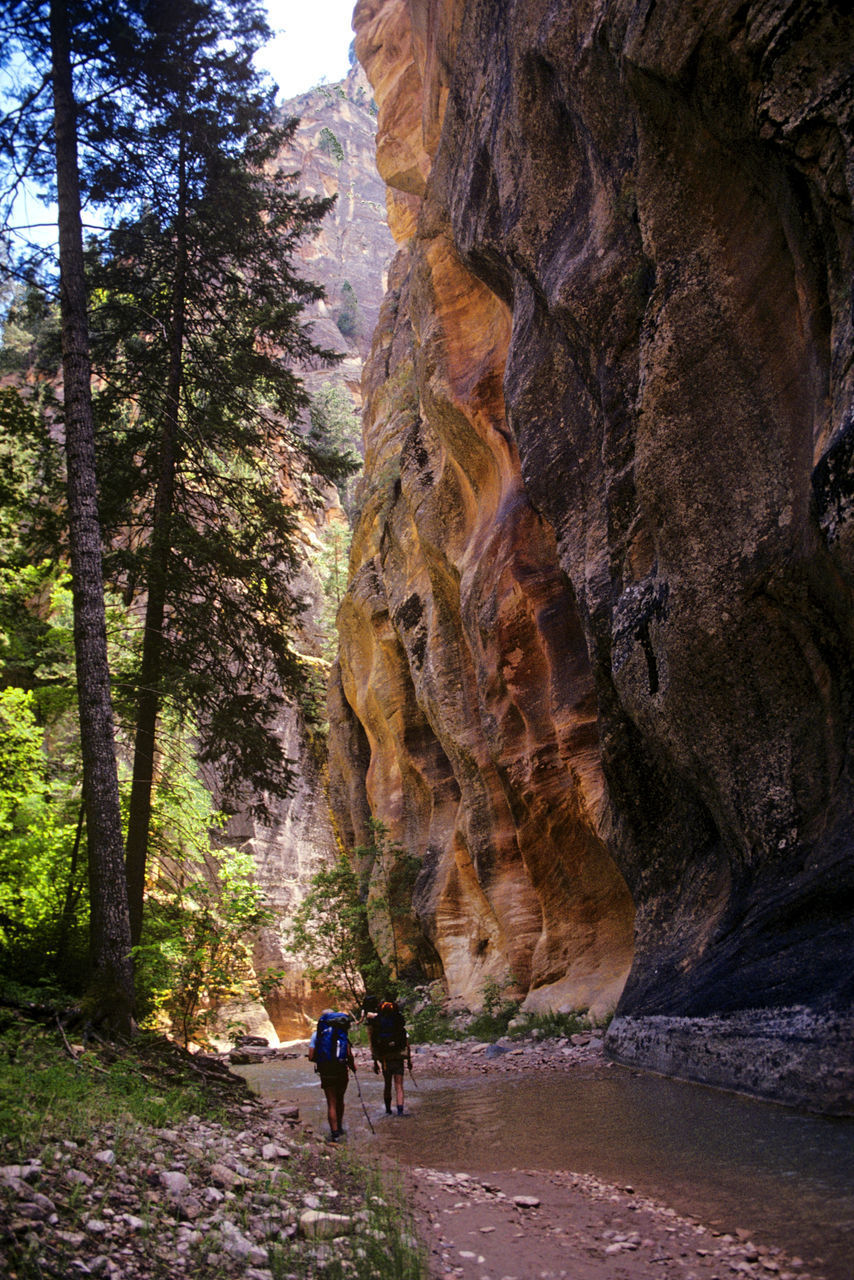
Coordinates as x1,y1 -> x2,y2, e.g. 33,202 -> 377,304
408,1162 -> 823,1280
0,1094 -> 426,1280
224,1028 -> 608,1077
0,1027 -> 422,1280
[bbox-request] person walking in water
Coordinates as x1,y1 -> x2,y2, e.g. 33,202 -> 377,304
371,998 -> 411,1115
309,1010 -> 355,1141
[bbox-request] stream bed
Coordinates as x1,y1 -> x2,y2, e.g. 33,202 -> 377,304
236,1053 -> 854,1279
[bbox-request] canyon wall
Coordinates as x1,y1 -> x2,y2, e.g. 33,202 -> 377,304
329,0 -> 854,1108
221,65 -> 395,1042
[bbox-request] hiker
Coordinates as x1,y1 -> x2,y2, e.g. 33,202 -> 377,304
371,997 -> 411,1115
308,1009 -> 355,1141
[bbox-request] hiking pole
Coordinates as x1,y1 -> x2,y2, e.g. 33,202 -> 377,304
407,1060 -> 418,1089
352,1068 -> 375,1134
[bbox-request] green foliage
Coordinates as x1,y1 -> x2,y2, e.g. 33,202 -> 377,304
308,381 -> 363,513
89,158 -> 341,814
0,1018 -> 228,1153
0,686 -> 87,984
467,974 -> 521,1041
129,726 -> 274,1045
0,385 -> 64,568
136,843 -> 272,1049
315,518 -> 353,665
400,983 -> 460,1045
335,279 -> 361,340
507,1008 -> 595,1040
0,284 -> 61,380
358,819 -> 426,985
286,853 -> 388,1008
318,125 -> 345,164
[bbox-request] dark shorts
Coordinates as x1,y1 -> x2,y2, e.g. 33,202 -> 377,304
319,1066 -> 349,1092
381,1057 -> 405,1077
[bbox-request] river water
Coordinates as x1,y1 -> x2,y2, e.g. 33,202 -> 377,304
236,1053 -> 854,1279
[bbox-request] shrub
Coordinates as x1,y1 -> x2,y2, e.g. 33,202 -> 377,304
318,126 -> 344,164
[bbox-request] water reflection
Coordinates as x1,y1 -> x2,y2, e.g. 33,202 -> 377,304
237,1057 -> 854,1280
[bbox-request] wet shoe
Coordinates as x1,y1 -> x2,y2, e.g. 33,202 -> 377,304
396,1105 -> 404,1115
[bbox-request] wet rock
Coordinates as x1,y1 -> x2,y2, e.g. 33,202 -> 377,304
484,1045 -> 510,1060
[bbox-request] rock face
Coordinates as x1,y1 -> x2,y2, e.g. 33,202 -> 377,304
219,65 -> 395,1042
329,0 -> 854,1106
282,63 -> 397,392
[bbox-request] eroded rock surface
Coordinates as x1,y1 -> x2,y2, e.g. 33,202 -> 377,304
330,0 -> 854,1107
216,66 -> 396,1042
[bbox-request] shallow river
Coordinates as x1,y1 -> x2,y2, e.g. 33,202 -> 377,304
236,1053 -> 854,1279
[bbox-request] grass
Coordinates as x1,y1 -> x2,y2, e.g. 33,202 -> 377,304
0,1010 -> 230,1154
268,1160 -> 426,1280
507,1009 -> 601,1039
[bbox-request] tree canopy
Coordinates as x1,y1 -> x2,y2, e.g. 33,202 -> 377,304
0,0 -> 357,1021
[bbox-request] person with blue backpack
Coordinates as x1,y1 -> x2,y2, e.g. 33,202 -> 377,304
308,1010 -> 356,1141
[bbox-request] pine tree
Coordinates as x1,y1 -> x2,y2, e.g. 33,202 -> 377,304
85,0 -> 353,945
2,0 -> 353,964
6,0 -> 137,1028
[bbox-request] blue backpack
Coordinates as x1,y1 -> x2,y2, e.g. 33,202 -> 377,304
314,1012 -> 351,1068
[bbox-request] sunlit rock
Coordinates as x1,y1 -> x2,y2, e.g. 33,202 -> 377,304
332,0 -> 854,1107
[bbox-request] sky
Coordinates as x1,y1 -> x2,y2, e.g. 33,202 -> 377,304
2,1 -> 359,254
258,0 -> 357,99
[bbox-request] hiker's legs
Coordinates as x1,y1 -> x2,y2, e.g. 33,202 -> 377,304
382,1059 -> 405,1113
321,1075 -> 348,1135
322,1081 -> 340,1134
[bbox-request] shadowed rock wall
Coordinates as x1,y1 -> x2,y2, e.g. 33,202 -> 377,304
330,0 -> 854,1108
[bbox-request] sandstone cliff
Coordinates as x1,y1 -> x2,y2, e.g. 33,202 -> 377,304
329,0 -> 854,1109
221,64 -> 395,1042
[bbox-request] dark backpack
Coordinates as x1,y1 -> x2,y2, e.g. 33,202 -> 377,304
314,1012 -> 351,1068
374,1007 -> 407,1055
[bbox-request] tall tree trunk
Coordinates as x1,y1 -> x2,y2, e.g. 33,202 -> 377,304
124,128 -> 188,947
50,0 -> 134,1031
